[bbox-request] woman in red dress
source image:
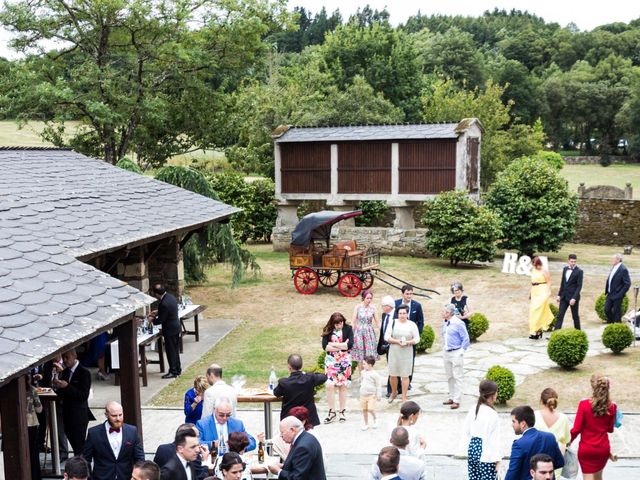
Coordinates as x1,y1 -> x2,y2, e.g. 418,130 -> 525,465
570,373 -> 617,479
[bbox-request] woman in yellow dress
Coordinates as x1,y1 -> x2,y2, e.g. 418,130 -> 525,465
529,256 -> 553,339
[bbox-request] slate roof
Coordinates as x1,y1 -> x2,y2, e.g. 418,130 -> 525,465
0,149 -> 239,386
273,122 -> 463,143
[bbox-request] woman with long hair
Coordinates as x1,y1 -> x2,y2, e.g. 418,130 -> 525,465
321,312 -> 353,424
396,401 -> 427,460
528,256 -> 553,339
570,374 -> 618,480
535,388 -> 571,478
464,380 -> 501,480
351,289 -> 380,373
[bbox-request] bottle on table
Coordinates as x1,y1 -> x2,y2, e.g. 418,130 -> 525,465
209,442 -> 218,466
258,441 -> 265,463
268,367 -> 277,394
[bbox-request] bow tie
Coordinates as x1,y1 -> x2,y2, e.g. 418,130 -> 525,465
444,320 -> 450,326
109,427 -> 120,434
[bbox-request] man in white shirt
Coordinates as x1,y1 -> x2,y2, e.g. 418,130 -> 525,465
369,427 -> 427,480
202,364 -> 237,417
160,429 -> 202,480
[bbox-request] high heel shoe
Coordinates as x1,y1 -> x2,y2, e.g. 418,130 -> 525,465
338,409 -> 346,422
324,409 -> 336,424
528,332 -> 542,340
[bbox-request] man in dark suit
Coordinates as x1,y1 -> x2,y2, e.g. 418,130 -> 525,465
392,285 -> 424,393
82,401 -> 145,480
132,460 -> 160,480
555,253 -> 584,330
150,284 -> 182,378
268,416 -> 326,480
53,348 -> 92,455
604,253 -> 632,323
274,354 -> 327,426
504,406 -> 564,480
376,446 -> 402,480
378,296 -> 395,397
154,423 -> 208,479
160,428 -> 202,480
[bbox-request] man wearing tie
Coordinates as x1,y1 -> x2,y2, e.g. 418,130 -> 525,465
160,429 -> 203,480
53,348 -> 92,455
604,253 -> 631,323
393,285 -> 424,393
377,296 -> 395,397
555,254 -> 584,330
441,304 -> 470,410
196,398 -> 257,453
82,401 -> 145,480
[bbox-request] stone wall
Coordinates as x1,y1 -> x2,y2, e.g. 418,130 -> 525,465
574,199 -> 640,245
272,226 -> 431,257
563,156 -> 636,164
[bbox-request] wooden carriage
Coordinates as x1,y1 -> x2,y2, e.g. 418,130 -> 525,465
289,210 -> 380,297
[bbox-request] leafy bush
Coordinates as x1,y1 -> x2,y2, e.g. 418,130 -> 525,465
355,201 -> 389,227
547,329 -> 588,368
468,313 -> 489,341
602,324 -> 634,353
547,303 -> 559,331
208,171 -> 277,242
421,190 -> 502,266
595,293 -> 629,321
115,157 -> 142,174
485,157 -> 578,257
416,325 -> 435,353
486,365 -> 515,404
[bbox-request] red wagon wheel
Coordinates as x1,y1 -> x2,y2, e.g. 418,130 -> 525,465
338,273 -> 362,297
293,267 -> 319,295
317,269 -> 340,287
360,271 -> 374,290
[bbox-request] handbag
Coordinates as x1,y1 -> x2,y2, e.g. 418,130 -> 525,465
561,446 -> 579,479
615,407 -> 623,428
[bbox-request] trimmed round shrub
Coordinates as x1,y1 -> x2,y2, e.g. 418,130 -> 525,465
416,325 -> 435,353
595,293 -> 629,321
602,324 -> 634,354
547,329 -> 588,368
485,365 -> 516,404
547,304 -> 559,331
468,313 -> 489,341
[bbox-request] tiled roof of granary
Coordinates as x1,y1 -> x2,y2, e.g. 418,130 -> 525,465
0,149 -> 239,385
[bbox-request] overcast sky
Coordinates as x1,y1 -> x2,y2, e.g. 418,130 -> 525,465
289,0 -> 640,31
1,1 -> 639,59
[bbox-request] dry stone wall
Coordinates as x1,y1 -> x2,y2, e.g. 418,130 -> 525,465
574,199 -> 640,245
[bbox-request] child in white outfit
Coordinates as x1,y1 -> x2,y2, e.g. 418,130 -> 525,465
359,355 -> 383,430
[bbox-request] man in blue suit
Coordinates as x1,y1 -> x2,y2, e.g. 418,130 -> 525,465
390,285 -> 424,394
268,416 -> 326,479
505,406 -> 564,480
195,398 -> 257,453
375,446 -> 402,480
82,401 -> 145,480
604,253 -> 632,323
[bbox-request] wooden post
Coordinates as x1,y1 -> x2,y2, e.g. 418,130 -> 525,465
0,376 -> 31,479
117,316 -> 143,440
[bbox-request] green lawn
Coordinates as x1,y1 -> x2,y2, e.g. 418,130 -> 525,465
561,163 -> 640,199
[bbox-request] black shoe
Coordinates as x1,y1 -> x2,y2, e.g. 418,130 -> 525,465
161,373 -> 177,379
385,392 -> 390,398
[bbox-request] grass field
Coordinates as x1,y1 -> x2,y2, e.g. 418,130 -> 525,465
150,242 -> 640,408
561,163 -> 640,199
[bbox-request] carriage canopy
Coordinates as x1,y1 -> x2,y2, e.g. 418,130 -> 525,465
290,210 -> 362,247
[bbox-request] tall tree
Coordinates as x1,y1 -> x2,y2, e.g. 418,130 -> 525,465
0,0 -> 290,165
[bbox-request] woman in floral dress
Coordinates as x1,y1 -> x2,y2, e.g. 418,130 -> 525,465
351,289 -> 380,372
321,312 -> 353,423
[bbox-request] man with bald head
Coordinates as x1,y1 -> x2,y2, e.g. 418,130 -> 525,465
268,416 -> 326,479
82,400 -> 145,480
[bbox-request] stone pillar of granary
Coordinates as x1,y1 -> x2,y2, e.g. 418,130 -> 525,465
276,201 -> 301,227
116,246 -> 148,295
148,236 -> 183,299
392,205 -> 415,229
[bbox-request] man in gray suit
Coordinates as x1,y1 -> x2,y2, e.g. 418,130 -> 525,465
369,427 -> 427,480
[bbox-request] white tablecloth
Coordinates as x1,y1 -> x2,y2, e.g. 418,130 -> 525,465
110,327 -> 160,369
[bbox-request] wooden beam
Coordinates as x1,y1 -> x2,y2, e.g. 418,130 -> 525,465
0,376 -> 31,479
116,316 -> 143,440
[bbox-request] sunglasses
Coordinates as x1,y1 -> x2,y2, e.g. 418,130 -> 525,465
217,412 -> 232,418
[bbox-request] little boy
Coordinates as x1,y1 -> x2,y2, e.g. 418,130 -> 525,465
359,355 -> 383,430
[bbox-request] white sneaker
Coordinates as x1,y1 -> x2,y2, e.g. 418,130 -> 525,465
361,425 -> 369,431
371,419 -> 378,429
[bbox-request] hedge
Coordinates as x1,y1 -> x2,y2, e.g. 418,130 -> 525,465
486,365 -> 515,404
595,293 -> 629,321
547,329 -> 588,368
416,325 -> 435,353
602,324 -> 634,354
468,313 -> 489,341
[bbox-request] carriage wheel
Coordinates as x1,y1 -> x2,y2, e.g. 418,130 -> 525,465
293,268 -> 319,295
360,272 -> 374,290
338,273 -> 362,298
317,269 -> 340,287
